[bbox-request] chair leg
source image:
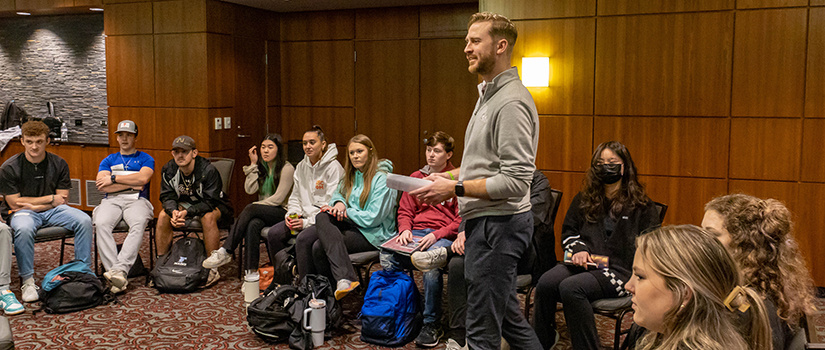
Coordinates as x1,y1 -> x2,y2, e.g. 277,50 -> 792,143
237,240 -> 244,279
614,308 -> 632,350
524,285 -> 535,321
60,237 -> 66,265
93,226 -> 100,276
148,221 -> 156,270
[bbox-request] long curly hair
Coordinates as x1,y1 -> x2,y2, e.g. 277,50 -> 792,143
580,141 -> 649,222
705,194 -> 816,326
340,134 -> 379,209
635,225 -> 771,350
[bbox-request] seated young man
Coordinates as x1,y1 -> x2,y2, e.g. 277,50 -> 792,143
0,121 -> 93,303
93,120 -> 154,294
379,131 -> 461,347
155,135 -> 233,284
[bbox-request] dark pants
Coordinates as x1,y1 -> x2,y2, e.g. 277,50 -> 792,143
465,212 -> 541,350
447,255 -> 467,344
265,221 -> 293,263
533,264 -> 610,350
294,212 -> 374,283
222,203 -> 286,271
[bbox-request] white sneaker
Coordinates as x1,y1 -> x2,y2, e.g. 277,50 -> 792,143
445,338 -> 468,350
205,268 -> 221,287
21,282 -> 39,303
411,247 -> 448,272
202,249 -> 232,269
104,269 -> 128,289
0,290 -> 24,315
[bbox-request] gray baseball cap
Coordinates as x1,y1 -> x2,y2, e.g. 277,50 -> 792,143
115,120 -> 138,134
172,135 -> 196,151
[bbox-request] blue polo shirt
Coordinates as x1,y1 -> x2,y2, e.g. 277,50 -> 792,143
98,151 -> 155,199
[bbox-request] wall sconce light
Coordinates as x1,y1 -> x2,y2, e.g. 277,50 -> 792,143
521,57 -> 550,87
16,12 -> 31,16
89,8 -> 104,11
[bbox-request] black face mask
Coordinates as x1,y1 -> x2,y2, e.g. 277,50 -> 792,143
594,163 -> 623,184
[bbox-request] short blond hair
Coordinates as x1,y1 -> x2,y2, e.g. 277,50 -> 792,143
468,12 -> 518,52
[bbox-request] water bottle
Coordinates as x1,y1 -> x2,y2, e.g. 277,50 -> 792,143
60,122 -> 68,142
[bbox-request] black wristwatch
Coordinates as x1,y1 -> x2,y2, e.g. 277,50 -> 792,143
455,180 -> 465,197
111,174 -> 117,184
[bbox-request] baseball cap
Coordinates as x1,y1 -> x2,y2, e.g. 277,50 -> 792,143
115,120 -> 138,134
172,135 -> 196,151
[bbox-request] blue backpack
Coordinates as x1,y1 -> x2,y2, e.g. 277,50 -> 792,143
360,270 -> 423,347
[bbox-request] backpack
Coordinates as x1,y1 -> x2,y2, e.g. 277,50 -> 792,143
360,270 -> 423,347
273,245 -> 297,286
150,237 -> 209,293
247,284 -> 300,343
39,260 -> 107,314
287,274 -> 342,350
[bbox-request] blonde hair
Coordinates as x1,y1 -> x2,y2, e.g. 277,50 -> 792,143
705,194 -> 816,325
468,12 -> 517,54
340,134 -> 379,209
636,225 -> 771,350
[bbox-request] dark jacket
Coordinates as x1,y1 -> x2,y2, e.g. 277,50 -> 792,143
159,155 -> 232,218
561,192 -> 660,293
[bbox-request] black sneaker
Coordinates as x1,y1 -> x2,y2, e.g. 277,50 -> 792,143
415,322 -> 443,348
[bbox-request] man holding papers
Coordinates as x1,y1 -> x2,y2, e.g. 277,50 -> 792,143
379,131 -> 461,347
93,120 -> 155,294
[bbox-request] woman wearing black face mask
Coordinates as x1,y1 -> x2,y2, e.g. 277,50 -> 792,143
532,141 -> 662,350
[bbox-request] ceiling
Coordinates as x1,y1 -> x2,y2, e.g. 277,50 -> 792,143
223,0 -> 476,13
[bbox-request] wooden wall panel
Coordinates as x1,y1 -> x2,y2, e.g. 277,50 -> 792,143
355,40 -> 419,176
595,12 -> 733,116
15,0 -> 72,10
814,0 -> 825,6
419,3 -> 477,38
106,35 -> 155,107
153,108 -> 211,152
281,107 -> 355,148
103,2 -> 152,35
729,118 -> 801,181
419,38 -> 478,167
356,7 -> 418,40
597,0 -> 734,15
728,180 -> 798,213
74,0 -> 103,6
537,116 -> 592,172
280,10 -> 354,41
543,171 -> 586,258
800,119 -> 825,182
154,33 -> 208,108
234,37 -> 266,159
732,8 -> 807,117
0,0 -> 13,11
266,41 -> 280,107
737,0 -> 808,8
153,0 -> 207,34
593,117 -> 729,178
480,0 -> 595,19
806,8 -> 825,117
206,33 -> 234,108
641,176 -> 728,226
513,18 -> 594,116
795,183 -> 825,286
280,41 -> 354,107
205,0 -> 233,35
267,106 -> 280,134
103,0 -> 148,3
108,107 -> 157,149
207,108 -> 234,152
232,4 -> 268,39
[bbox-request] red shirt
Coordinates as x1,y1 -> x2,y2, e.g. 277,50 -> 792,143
396,163 -> 461,241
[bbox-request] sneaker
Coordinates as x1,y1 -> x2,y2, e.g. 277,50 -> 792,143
334,279 -> 359,300
549,328 -> 560,349
21,281 -> 39,303
104,269 -> 128,289
205,268 -> 221,287
202,249 -> 232,269
445,338 -> 467,350
110,284 -> 126,294
415,322 -> 443,347
411,247 -> 448,272
0,290 -> 24,315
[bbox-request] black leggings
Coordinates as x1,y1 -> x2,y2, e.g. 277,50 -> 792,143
294,212 -> 375,283
221,203 -> 286,271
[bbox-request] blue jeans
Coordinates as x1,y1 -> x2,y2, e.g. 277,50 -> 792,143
10,205 -> 93,280
380,228 -> 453,324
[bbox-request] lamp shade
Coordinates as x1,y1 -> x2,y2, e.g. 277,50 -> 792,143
522,57 -> 550,87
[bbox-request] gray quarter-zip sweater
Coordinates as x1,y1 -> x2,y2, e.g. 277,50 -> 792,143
459,67 -> 539,221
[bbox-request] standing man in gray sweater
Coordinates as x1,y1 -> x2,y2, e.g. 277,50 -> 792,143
412,11 -> 541,350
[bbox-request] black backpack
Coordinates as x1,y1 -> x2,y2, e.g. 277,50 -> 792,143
150,237 -> 209,293
272,245 -> 297,286
38,260 -> 108,314
287,274 -> 343,350
247,284 -> 300,343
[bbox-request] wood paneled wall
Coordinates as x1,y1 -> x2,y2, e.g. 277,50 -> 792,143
483,0 -> 825,286
276,4 -> 479,176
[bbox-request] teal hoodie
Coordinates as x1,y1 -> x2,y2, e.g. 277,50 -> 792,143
330,159 -> 398,247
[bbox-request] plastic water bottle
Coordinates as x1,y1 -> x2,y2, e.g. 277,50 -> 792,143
60,122 -> 68,142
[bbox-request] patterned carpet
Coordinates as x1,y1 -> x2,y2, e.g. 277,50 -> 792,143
5,230 -> 825,349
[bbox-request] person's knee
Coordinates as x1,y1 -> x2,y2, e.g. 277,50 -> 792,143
200,211 -> 220,229
558,276 -> 588,298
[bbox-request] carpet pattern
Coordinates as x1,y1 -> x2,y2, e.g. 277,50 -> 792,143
5,230 -> 825,349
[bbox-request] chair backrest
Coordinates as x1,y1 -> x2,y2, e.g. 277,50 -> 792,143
208,157 -> 235,194
653,201 -> 668,224
549,189 -> 563,226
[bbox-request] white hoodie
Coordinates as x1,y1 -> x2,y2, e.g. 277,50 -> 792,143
286,143 -> 344,228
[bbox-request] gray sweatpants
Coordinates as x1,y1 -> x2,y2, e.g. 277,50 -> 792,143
465,212 -> 541,350
93,196 -> 153,273
0,223 -> 11,290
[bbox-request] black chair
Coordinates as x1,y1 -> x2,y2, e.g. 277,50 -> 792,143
518,188 -> 563,321
591,201 -> 668,350
33,226 -> 76,266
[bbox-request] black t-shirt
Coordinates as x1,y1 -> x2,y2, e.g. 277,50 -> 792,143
19,156 -> 48,197
0,152 -> 72,219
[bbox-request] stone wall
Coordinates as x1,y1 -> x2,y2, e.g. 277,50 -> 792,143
0,14 -> 107,144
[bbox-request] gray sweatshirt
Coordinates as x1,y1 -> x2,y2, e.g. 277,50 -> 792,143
458,67 -> 539,221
